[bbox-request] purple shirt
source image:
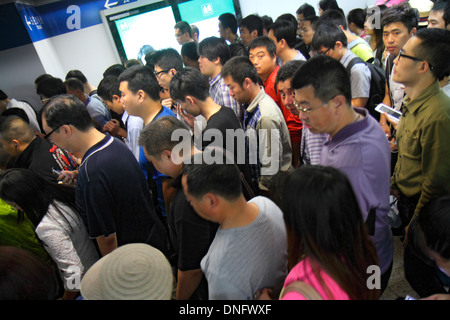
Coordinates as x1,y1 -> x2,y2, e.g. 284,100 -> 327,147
320,108 -> 394,274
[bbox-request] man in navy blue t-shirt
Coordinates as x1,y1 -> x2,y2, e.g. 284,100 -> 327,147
41,94 -> 170,257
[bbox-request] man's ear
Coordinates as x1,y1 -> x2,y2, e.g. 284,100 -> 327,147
330,94 -> 347,113
137,89 -> 146,102
213,57 -> 221,66
251,29 -> 258,39
204,193 -> 219,210
60,124 -> 73,138
162,149 -> 172,161
11,139 -> 20,149
112,94 -> 121,102
243,77 -> 252,90
278,38 -> 287,49
335,41 -> 344,50
185,96 -> 196,105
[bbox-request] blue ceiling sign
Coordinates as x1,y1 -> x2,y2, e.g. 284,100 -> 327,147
15,0 -> 138,42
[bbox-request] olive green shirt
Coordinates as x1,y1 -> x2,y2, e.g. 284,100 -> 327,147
391,80 -> 450,220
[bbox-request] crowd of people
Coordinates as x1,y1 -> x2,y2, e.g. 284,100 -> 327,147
0,0 -> 449,301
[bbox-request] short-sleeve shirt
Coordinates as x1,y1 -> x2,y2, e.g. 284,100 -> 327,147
319,108 -> 393,274
75,134 -> 169,253
201,196 -> 288,300
138,106 -> 176,217
85,96 -> 111,128
167,174 -> 219,272
340,50 -> 371,99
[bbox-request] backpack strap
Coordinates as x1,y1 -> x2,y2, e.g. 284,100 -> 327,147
345,56 -> 366,74
279,281 -> 323,300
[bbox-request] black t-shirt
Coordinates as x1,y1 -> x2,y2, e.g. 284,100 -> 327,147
168,174 -> 218,271
197,106 -> 258,199
168,174 -> 218,299
14,136 -> 78,184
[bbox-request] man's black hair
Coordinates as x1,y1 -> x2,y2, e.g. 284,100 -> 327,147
347,8 -> 366,30
174,21 -> 193,37
118,65 -> 161,101
198,37 -> 231,66
218,13 -> 238,34
318,8 -> 348,30
381,2 -> 419,32
97,76 -> 120,102
181,41 -> 200,62
221,56 -> 260,86
414,28 -> 450,81
36,78 -> 66,98
65,70 -> 87,84
276,60 -> 306,86
269,20 -> 298,48
239,14 -> 264,36
248,36 -> 277,58
42,94 -> 93,132
151,48 -> 184,72
291,55 -> 352,104
169,67 -> 210,102
311,22 -> 348,51
182,151 -> 242,201
297,3 -> 316,18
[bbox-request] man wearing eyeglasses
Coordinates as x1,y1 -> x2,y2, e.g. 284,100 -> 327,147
174,21 -> 195,45
40,94 -> 171,259
311,22 -> 371,110
390,28 -> 450,297
292,55 -> 394,293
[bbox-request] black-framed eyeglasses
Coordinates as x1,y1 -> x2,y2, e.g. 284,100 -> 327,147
44,124 -> 63,140
155,69 -> 170,79
317,47 -> 332,56
398,49 -> 434,70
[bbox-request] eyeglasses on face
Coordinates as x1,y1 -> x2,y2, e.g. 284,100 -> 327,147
293,100 -> 329,113
44,124 -> 63,140
317,47 -> 332,56
397,49 -> 434,70
155,69 -> 170,79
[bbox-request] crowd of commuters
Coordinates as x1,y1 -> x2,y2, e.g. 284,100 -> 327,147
0,0 -> 449,301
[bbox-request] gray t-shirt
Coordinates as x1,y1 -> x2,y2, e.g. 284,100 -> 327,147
200,196 -> 288,300
341,50 -> 371,99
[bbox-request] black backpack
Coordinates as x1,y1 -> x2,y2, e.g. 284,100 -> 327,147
346,56 -> 386,121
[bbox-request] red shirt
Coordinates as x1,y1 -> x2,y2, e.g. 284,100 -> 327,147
263,65 -> 302,143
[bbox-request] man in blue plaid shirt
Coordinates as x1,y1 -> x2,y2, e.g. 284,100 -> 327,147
198,37 -> 242,120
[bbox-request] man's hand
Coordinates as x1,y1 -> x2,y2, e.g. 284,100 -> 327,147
57,170 -> 79,186
103,119 -> 126,138
176,104 -> 195,129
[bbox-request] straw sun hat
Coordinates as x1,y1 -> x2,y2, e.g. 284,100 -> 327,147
80,243 -> 174,300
